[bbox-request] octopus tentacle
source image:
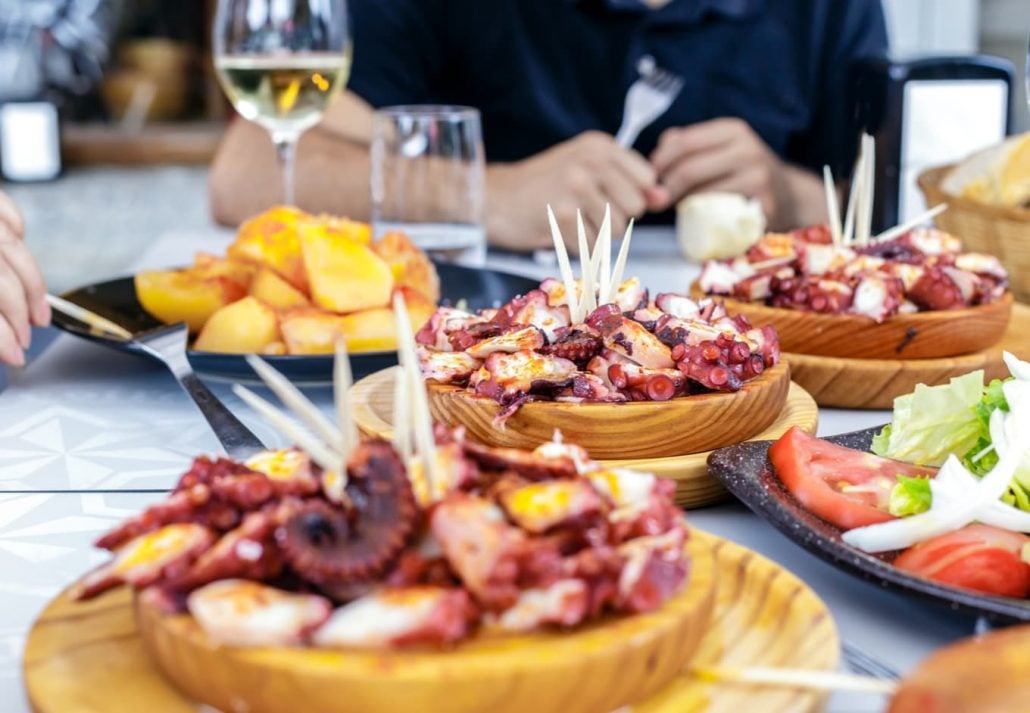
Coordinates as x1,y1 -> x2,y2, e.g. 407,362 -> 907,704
277,441 -> 417,584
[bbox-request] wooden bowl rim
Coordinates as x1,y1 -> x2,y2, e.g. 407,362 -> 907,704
693,286 -> 1013,330
135,537 -> 715,677
427,360 -> 790,414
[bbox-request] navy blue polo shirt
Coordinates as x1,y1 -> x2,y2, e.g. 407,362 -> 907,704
348,0 -> 887,177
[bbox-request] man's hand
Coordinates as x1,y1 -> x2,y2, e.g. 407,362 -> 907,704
486,131 -> 668,252
0,191 -> 49,366
650,118 -> 826,230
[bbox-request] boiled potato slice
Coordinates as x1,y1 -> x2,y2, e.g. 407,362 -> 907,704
279,309 -> 349,355
135,269 -> 247,333
249,268 -> 310,310
318,215 -> 373,245
299,225 -> 393,313
228,206 -> 310,292
194,297 -> 280,353
373,231 -> 441,304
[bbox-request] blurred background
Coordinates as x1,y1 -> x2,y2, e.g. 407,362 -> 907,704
0,1 -> 1023,153
0,0 -> 1027,291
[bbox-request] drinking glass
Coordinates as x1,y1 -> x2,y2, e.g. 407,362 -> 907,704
213,0 -> 351,205
371,106 -> 487,266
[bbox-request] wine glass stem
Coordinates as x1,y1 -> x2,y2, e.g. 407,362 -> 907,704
272,132 -> 300,205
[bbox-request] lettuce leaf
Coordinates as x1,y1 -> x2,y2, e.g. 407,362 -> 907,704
888,475 -> 932,516
871,371 -> 985,466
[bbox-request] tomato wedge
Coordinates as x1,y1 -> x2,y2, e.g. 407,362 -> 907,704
894,524 -> 1030,598
768,426 -> 937,530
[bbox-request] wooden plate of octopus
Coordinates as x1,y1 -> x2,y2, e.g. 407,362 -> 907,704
350,366 -> 818,508
422,362 -> 791,461
688,285 -> 1012,361
24,531 -> 840,713
707,293 -> 1012,361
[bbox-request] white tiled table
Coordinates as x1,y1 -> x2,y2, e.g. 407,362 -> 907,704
0,214 -> 982,712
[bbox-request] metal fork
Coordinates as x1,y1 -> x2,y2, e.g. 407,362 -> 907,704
841,641 -> 901,681
530,60 -> 684,265
614,59 -> 685,148
135,322 -> 266,459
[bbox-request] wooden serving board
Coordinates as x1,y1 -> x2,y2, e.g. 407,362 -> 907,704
425,362 -> 791,459
350,369 -> 818,508
23,531 -> 839,713
785,302 -> 1030,409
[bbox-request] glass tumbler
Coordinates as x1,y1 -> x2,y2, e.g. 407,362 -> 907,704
371,106 -> 486,266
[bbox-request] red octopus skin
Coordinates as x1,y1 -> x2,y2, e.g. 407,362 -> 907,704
96,456 -> 320,551
469,350 -> 579,402
615,527 -> 689,614
389,588 -> 480,647
908,266 -> 968,310
168,503 -> 290,591
75,524 -> 216,600
386,549 -> 461,588
593,315 -> 674,370
430,493 -> 529,610
540,328 -> 602,364
460,439 -> 578,480
95,484 -> 214,551
174,456 -> 255,491
277,440 -> 418,585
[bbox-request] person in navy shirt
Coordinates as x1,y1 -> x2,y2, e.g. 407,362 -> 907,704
210,0 -> 888,251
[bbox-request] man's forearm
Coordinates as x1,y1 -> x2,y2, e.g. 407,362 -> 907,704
773,163 -> 831,231
209,119 -> 373,227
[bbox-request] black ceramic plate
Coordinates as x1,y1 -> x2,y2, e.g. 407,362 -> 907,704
52,263 -> 538,383
707,428 -> 1030,624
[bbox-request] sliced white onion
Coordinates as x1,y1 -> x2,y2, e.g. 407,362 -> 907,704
842,451 -> 1022,553
1003,351 -> 1030,381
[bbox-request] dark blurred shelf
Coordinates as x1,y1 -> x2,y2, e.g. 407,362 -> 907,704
62,121 -> 223,166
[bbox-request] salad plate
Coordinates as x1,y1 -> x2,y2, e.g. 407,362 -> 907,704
708,428 -> 1030,622
50,263 -> 538,383
23,530 -> 838,713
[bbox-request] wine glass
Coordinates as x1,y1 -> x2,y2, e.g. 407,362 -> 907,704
213,0 -> 351,205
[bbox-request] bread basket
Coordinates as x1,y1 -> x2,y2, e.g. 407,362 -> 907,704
919,164 -> 1030,302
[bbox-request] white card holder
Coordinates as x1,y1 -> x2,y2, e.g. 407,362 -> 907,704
0,101 -> 62,182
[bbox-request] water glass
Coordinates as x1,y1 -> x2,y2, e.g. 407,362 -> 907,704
371,106 -> 486,266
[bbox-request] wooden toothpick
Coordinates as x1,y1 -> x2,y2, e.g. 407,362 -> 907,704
576,210 -> 596,314
872,203 -> 948,244
693,666 -> 897,695
393,293 -> 438,493
334,339 -> 358,455
597,204 -> 612,308
842,150 -> 864,247
607,218 -> 635,304
232,384 -> 344,475
547,204 -> 582,322
245,355 -> 343,455
822,165 -> 842,247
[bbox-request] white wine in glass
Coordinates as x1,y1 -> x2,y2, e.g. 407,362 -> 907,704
214,0 -> 351,205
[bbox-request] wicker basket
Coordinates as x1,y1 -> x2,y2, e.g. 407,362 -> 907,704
919,164 -> 1030,303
